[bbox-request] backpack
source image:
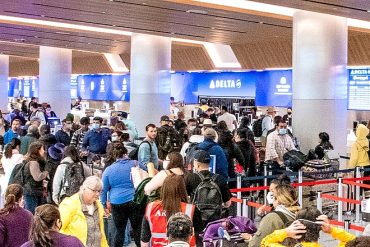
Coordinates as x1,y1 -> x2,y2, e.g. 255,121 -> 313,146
192,172 -> 223,225
252,117 -> 263,137
59,161 -> 85,200
128,140 -> 151,161
283,150 -> 308,172
8,160 -> 27,186
184,142 -> 200,165
158,127 -> 181,153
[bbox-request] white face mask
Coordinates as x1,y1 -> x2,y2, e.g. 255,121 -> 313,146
163,160 -> 170,170
189,126 -> 196,131
112,136 -> 118,142
267,192 -> 275,205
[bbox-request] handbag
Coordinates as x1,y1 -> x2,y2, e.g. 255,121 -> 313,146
131,161 -> 149,189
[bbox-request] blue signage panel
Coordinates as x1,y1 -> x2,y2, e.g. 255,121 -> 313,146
255,70 -> 292,107
348,69 -> 370,110
8,77 -> 39,98
195,72 -> 256,97
170,73 -> 198,104
77,74 -> 130,101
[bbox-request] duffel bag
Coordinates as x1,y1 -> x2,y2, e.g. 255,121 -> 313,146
283,150 -> 308,171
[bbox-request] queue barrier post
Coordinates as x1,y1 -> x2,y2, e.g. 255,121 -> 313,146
263,164 -> 268,205
237,175 -> 242,216
298,170 -> 303,207
338,177 -> 343,222
242,198 -> 249,218
316,191 -> 322,212
355,166 -> 361,223
344,220 -> 351,232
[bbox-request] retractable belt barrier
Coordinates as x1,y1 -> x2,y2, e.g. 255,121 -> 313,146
230,165 -> 370,232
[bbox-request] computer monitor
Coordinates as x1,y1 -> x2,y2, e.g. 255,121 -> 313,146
47,117 -> 61,128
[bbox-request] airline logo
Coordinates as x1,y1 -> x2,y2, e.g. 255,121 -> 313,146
274,76 -> 292,95
209,79 -> 241,89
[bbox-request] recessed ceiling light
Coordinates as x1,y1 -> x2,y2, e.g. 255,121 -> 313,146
34,36 -> 38,38
55,31 -> 70,35
112,24 -> 116,27
102,11 -> 106,14
186,9 -> 208,14
142,3 -> 147,5
41,15 -> 45,17
259,21 -> 264,24
87,42 -> 92,44
367,10 -> 370,13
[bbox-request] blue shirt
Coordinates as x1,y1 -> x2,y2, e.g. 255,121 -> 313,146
138,139 -> 159,168
82,128 -> 110,154
123,119 -> 138,139
101,158 -> 147,207
198,139 -> 229,179
3,129 -> 19,144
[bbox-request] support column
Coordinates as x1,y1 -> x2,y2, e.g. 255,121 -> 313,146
39,46 -> 72,120
292,11 -> 348,158
130,33 -> 171,136
0,55 -> 9,113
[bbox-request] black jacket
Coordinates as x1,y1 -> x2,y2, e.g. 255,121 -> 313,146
237,140 -> 256,177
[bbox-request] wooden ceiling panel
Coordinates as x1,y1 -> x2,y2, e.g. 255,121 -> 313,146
72,55 -> 112,74
171,46 -> 214,71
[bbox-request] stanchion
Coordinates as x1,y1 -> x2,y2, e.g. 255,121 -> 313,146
298,170 -> 303,207
317,191 -> 322,212
242,198 -> 249,218
355,166 -> 361,223
338,177 -> 343,222
264,164 -> 268,205
237,175 -> 242,216
344,220 -> 351,232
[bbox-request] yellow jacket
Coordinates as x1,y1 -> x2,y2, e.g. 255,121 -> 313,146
349,124 -> 370,168
59,193 -> 109,247
261,227 -> 355,247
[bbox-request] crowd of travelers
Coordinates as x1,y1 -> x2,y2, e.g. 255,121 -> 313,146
0,97 -> 370,247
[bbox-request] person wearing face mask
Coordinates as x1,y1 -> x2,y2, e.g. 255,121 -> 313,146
242,184 -> 300,247
282,107 -> 292,127
55,118 -> 74,146
144,152 -> 187,195
82,116 -> 111,165
265,119 -> 296,170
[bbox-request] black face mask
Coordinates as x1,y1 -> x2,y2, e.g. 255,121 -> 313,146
287,112 -> 292,115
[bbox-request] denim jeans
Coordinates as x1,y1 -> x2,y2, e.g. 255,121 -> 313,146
104,215 -> 131,246
24,194 -> 44,214
111,201 -> 142,247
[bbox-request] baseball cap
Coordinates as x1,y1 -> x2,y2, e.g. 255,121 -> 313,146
160,115 -> 170,122
203,128 -> 217,138
194,150 -> 211,164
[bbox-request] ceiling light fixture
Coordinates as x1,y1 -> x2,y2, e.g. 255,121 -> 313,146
186,9 -> 208,14
104,53 -> 129,72
0,14 -> 132,36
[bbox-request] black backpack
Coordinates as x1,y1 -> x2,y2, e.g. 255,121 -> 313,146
283,150 -> 308,171
59,161 -> 85,200
158,127 -> 181,153
252,117 -> 263,137
8,160 -> 27,186
192,172 -> 223,225
128,140 -> 152,160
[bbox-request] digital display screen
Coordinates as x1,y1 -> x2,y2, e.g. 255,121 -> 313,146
348,69 -> 370,110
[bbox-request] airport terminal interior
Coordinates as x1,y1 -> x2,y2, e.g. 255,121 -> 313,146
2,1 -> 370,247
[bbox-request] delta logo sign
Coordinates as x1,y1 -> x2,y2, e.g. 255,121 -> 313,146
209,79 -> 242,89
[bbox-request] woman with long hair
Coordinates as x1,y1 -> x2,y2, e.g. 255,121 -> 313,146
101,142 -> 148,247
1,138 -> 23,187
21,204 -> 84,247
23,141 -> 49,214
141,174 -> 195,247
144,151 -> 187,195
0,184 -> 33,247
243,184 -> 300,247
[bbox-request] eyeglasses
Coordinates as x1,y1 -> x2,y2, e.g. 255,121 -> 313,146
87,187 -> 102,194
